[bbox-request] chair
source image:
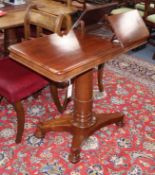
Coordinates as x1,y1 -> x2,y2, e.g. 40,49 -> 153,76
111,0 -> 145,17
25,4 -> 72,108
135,0 -> 155,11
0,4 -> 71,143
144,0 -> 155,59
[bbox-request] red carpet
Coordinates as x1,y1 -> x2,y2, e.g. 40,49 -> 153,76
0,62 -> 155,174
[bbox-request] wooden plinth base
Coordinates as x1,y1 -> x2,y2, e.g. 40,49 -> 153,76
35,112 -> 124,163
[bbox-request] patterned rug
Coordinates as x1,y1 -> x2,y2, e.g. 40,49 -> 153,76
106,54 -> 155,95
0,54 -> 155,174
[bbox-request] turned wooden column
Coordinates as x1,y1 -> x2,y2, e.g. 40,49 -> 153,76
72,69 -> 96,128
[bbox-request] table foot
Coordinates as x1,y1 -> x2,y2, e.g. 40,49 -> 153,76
35,114 -> 72,138
116,119 -> 124,127
69,145 -> 81,163
70,112 -> 124,162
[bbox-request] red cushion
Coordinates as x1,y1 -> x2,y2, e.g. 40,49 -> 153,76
0,59 -> 48,103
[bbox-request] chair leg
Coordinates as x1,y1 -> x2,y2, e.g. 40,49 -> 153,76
153,53 -> 155,60
3,29 -> 9,55
97,63 -> 104,92
33,89 -> 42,99
4,28 -> 20,55
49,83 -> 71,113
13,101 -> 25,144
0,96 -> 3,103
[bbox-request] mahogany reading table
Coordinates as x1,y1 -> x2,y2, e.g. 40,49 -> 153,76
9,10 -> 149,163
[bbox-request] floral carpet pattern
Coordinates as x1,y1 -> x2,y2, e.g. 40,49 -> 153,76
106,54 -> 155,95
0,55 -> 155,174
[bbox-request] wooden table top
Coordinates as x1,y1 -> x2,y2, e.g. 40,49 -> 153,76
0,10 -> 26,29
9,10 -> 149,83
9,31 -> 124,82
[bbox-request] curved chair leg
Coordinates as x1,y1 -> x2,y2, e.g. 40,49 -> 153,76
0,96 -> 3,103
97,63 -> 104,92
14,101 -> 25,144
33,89 -> 42,99
49,83 -> 71,113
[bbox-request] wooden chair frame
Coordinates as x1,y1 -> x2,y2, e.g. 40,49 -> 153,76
0,4 -> 72,143
143,0 -> 155,59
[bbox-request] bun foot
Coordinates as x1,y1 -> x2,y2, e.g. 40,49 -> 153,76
116,120 -> 124,127
34,125 -> 45,138
69,153 -> 80,163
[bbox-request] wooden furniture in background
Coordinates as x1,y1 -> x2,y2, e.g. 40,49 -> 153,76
0,0 -> 76,54
9,10 -> 149,163
0,4 -> 27,54
24,3 -> 72,39
73,1 -> 118,31
110,0 -> 145,16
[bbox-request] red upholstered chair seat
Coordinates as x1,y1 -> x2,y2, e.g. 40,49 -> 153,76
0,58 -> 48,103
0,58 -> 49,144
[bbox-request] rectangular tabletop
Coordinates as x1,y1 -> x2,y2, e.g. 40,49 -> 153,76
0,10 -> 26,29
9,31 -> 132,82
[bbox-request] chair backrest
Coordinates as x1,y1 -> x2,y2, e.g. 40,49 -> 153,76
143,0 -> 155,20
71,0 -> 86,10
52,0 -> 72,7
143,0 -> 155,56
107,9 -> 149,47
32,0 -> 72,8
24,4 -> 72,40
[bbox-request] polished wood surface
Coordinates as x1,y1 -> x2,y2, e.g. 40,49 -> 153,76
108,9 -> 149,47
9,31 -> 123,82
0,10 -> 26,29
9,11 -> 149,163
9,30 -> 148,82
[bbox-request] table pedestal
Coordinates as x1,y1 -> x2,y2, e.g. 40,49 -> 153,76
35,69 -> 124,163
